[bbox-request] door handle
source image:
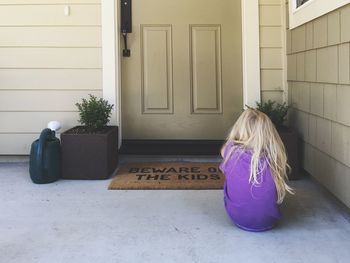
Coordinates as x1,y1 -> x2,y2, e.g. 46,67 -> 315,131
121,0 -> 132,57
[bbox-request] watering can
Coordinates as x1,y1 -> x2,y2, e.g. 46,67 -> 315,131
29,121 -> 61,184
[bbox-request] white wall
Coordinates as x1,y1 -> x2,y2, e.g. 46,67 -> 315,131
0,0 -> 287,154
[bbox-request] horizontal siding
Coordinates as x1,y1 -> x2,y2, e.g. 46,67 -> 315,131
259,0 -> 281,4
0,112 -> 79,133
261,90 -> 284,103
0,90 -> 102,111
260,48 -> 283,69
0,69 -> 102,90
0,133 -> 64,155
259,5 -> 282,26
260,26 -> 283,47
259,0 -> 286,103
0,1 -> 102,154
0,27 -> 101,47
260,69 -> 284,90
0,48 -> 101,68
0,1 -> 100,4
0,5 -> 101,26
0,134 -> 39,154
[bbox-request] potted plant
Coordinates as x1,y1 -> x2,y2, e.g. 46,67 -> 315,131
256,100 -> 300,180
61,95 -> 118,179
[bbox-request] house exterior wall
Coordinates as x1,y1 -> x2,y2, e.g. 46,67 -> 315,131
0,0 -> 102,154
259,0 -> 287,103
0,1 -> 286,154
287,3 -> 350,207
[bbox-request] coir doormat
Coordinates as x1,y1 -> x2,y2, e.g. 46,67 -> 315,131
108,162 -> 224,190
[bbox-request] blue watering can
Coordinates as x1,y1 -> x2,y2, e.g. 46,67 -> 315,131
29,121 -> 61,184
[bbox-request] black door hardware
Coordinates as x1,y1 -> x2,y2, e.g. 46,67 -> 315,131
121,0 -> 132,57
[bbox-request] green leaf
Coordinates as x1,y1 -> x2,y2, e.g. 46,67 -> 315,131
256,100 -> 289,128
75,94 -> 114,130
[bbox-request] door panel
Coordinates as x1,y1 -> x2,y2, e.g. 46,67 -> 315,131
121,0 -> 242,140
141,25 -> 173,114
190,25 -> 222,114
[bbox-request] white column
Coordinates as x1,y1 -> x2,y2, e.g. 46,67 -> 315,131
101,0 -> 122,146
241,0 -> 261,108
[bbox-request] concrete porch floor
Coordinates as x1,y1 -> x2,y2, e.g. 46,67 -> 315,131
1,155 -> 350,263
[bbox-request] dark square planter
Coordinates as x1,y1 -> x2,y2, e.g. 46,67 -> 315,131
278,127 -> 300,180
61,126 -> 118,180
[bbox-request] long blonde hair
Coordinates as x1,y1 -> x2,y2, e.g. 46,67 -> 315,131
222,108 -> 294,204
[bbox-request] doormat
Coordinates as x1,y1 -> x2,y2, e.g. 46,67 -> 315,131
108,162 -> 224,190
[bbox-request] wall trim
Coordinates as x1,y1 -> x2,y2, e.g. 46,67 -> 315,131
101,0 -> 261,144
289,0 -> 350,29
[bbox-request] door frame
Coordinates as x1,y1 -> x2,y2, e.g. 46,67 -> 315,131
101,0 -> 261,147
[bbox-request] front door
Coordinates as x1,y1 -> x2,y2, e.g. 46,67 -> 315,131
121,0 -> 242,140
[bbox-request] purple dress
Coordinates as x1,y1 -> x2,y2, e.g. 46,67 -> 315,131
220,143 -> 281,232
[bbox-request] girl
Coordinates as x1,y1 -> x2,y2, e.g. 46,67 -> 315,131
220,108 -> 294,232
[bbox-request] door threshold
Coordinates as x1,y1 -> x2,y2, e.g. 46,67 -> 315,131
120,140 -> 224,155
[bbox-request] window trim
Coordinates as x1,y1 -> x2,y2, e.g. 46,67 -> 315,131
289,0 -> 350,29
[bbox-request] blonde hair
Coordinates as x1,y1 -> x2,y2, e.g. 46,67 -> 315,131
222,108 -> 294,204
